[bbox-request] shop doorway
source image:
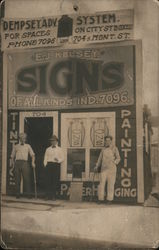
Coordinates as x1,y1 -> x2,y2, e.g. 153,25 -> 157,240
20,112 -> 58,197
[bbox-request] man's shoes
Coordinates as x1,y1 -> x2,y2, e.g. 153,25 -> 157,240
151,193 -> 159,201
97,200 -> 105,205
106,200 -> 113,205
25,195 -> 33,199
27,196 -> 33,199
16,195 -> 20,199
44,197 -> 50,200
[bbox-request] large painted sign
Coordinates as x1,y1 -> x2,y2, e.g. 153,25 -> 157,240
8,45 -> 135,109
1,10 -> 133,50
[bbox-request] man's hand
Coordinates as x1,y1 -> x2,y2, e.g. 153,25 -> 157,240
10,158 -> 14,167
32,162 -> 35,168
54,157 -> 58,162
32,155 -> 35,168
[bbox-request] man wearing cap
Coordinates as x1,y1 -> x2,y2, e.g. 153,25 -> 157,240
44,135 -> 64,200
10,132 -> 35,198
94,135 -> 120,204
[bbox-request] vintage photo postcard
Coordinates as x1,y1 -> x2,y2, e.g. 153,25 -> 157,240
1,0 -> 159,249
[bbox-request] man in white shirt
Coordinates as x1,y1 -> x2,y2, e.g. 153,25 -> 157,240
94,135 -> 120,204
11,132 -> 35,198
44,135 -> 64,200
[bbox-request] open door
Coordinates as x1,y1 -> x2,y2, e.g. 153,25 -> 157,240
19,111 -> 58,196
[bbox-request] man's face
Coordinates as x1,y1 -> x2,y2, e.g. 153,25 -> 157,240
105,138 -> 112,147
50,140 -> 57,147
19,136 -> 26,144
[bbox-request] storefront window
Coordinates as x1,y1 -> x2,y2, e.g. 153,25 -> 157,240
61,112 -> 115,181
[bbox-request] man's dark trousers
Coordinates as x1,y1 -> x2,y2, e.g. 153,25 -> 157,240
15,160 -> 31,197
45,162 -> 60,199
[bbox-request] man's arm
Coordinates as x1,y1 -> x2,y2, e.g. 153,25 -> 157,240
43,148 -> 48,167
94,150 -> 103,171
114,147 -> 121,165
31,154 -> 35,168
28,145 -> 35,168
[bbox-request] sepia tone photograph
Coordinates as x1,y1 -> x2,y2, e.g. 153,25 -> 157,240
0,0 -> 159,249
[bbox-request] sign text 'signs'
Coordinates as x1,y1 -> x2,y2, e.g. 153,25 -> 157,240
16,59 -> 124,96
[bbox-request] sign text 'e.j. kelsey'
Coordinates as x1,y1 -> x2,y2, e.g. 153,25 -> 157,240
8,46 -> 135,109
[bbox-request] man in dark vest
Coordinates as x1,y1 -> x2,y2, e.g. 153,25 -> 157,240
44,135 -> 64,200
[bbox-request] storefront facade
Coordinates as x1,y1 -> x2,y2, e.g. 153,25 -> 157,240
2,41 -> 144,203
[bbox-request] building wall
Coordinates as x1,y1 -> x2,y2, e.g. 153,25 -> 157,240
2,0 -> 158,198
4,0 -> 159,116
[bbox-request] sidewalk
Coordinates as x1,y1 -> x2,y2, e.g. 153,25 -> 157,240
1,196 -> 159,249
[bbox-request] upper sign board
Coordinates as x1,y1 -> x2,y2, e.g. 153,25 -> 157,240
1,9 -> 134,50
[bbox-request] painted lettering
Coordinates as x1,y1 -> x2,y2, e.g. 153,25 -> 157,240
16,60 -> 124,96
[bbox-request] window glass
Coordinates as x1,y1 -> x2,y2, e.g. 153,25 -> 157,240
67,149 -> 85,178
